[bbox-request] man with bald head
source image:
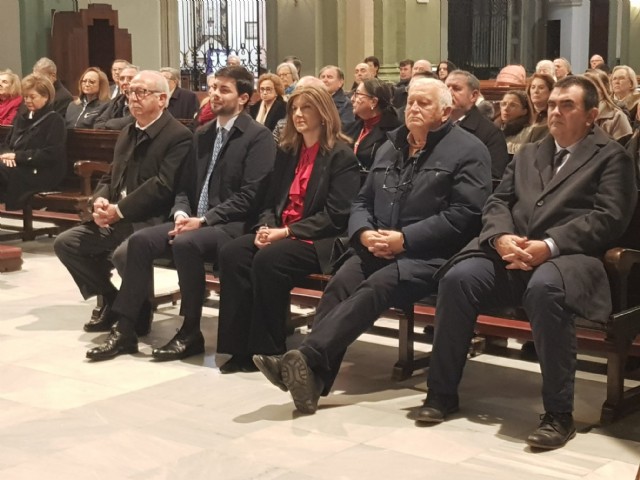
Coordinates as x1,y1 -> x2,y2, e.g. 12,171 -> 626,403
95,65 -> 139,130
254,78 -> 492,414
412,59 -> 433,76
55,70 -> 193,339
589,54 -> 605,70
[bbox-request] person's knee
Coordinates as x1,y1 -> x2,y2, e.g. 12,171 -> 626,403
522,272 -> 564,314
111,242 -> 128,275
252,247 -> 280,277
53,229 -> 74,258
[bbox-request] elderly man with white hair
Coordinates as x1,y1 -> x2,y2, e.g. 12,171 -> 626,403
32,56 -> 73,115
536,59 -> 556,80
253,78 -> 492,415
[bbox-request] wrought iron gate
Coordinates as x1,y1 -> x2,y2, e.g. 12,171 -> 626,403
448,0 -> 509,80
178,0 -> 266,90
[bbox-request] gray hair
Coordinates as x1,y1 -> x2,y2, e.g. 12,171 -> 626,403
159,67 -> 180,83
319,65 -> 345,81
32,57 -> 57,76
612,65 -> 639,90
135,70 -> 170,95
409,77 -> 452,109
535,59 -> 556,77
447,70 -> 480,92
296,75 -> 326,90
277,62 -> 299,82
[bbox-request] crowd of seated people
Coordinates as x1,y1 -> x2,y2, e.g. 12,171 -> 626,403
4,50 -> 640,454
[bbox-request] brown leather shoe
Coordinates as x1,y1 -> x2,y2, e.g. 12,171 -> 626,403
526,412 -> 576,450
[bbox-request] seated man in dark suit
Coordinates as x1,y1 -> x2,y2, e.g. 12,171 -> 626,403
54,71 -> 193,336
84,65 -> 277,362
253,78 -> 492,414
32,57 -> 73,117
160,67 -> 200,120
94,66 -> 138,130
319,65 -> 355,130
445,70 -> 509,180
420,76 -> 637,450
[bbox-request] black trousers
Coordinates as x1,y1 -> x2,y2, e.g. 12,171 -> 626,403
217,234 -> 320,356
112,221 -> 233,333
427,256 -> 576,413
54,221 -> 134,299
299,254 -> 437,394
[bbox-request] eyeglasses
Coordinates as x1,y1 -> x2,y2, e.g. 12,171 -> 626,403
127,88 -> 161,100
81,79 -> 97,85
382,158 -> 417,193
352,91 -> 374,100
278,72 -> 292,78
259,87 -> 274,93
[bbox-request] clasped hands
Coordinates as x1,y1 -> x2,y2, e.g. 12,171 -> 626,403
254,225 -> 288,249
360,229 -> 405,259
495,234 -> 551,271
92,197 -> 120,228
168,214 -> 204,238
0,152 -> 16,167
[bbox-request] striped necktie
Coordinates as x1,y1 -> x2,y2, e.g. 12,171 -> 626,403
197,128 -> 227,217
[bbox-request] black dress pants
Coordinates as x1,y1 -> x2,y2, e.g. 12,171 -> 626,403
112,221 -> 233,333
298,254 -> 437,395
54,221 -> 134,299
427,256 -> 576,413
217,234 -> 320,356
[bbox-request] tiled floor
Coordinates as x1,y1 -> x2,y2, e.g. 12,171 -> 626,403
0,235 -> 639,479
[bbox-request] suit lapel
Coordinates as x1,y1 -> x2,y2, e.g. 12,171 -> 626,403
196,121 -> 217,184
303,149 -> 327,216
276,150 -> 298,217
535,135 -> 556,188
544,128 -> 601,193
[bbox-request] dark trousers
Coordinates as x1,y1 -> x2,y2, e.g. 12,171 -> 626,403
112,222 -> 233,333
427,256 -> 576,413
217,234 -> 320,356
299,254 -> 437,394
54,221 -> 134,299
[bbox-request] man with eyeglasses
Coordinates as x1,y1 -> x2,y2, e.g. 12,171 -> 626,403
110,59 -> 129,98
95,65 -> 138,130
55,70 -> 193,342
81,65 -> 276,362
253,78 -> 491,414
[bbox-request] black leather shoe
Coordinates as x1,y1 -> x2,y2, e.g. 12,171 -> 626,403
526,412 -> 576,450
415,393 -> 459,424
86,328 -> 138,361
84,302 -> 117,332
220,355 -> 259,374
253,354 -> 287,391
281,350 -> 323,414
134,300 -> 153,337
152,330 -> 205,361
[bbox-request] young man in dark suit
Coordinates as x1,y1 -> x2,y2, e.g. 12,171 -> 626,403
421,76 -> 637,450
84,66 -> 277,362
55,70 -> 193,335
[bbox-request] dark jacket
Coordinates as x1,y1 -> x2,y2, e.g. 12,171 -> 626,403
92,110 -> 192,229
392,79 -> 410,109
442,126 -> 637,324
0,104 -> 66,209
171,113 -> 276,238
349,122 -> 492,281
458,105 -> 509,180
344,108 -> 401,171
65,97 -> 109,129
94,94 -> 134,130
167,87 -> 200,120
249,96 -> 287,132
258,141 -> 360,274
53,80 -> 73,117
332,88 -> 355,131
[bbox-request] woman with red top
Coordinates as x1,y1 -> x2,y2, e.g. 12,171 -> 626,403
0,70 -> 23,126
345,78 -> 400,172
216,86 -> 361,373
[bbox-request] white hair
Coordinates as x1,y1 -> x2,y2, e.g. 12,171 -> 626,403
409,77 -> 452,109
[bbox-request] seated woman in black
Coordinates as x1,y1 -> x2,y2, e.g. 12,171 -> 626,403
65,67 -> 110,128
216,85 -> 361,373
494,90 -> 530,156
249,73 -> 287,132
0,74 -> 66,210
345,78 -> 400,172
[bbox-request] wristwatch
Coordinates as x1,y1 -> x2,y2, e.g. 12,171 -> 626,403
199,217 -> 207,225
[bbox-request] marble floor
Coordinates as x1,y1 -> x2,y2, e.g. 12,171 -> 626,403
0,234 -> 639,479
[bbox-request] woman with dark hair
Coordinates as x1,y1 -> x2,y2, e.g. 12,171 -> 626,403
216,86 -> 361,373
0,70 -> 23,126
437,60 -> 457,81
494,90 -> 530,155
364,56 -> 380,78
345,78 -> 400,171
523,73 -> 555,143
249,73 -> 287,132
65,67 -> 110,128
0,74 -> 66,210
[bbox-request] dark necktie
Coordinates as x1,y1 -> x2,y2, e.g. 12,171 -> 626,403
553,149 -> 570,175
135,128 -> 148,147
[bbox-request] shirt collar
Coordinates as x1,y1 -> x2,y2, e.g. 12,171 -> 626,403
135,110 -> 164,131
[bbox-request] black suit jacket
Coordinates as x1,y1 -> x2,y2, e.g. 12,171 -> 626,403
171,113 -> 276,238
94,94 -> 134,131
258,141 -> 360,273
92,110 -> 192,228
344,109 -> 401,171
249,96 -> 287,132
167,87 -> 200,120
53,80 -> 73,117
458,105 -> 509,180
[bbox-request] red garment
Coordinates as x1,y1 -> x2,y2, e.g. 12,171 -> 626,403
353,114 -> 381,153
281,142 -> 320,237
197,102 -> 216,125
0,96 -> 23,126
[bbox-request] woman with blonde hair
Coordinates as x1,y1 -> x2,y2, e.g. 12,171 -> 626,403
585,69 -> 632,143
216,86 -> 360,373
0,69 -> 23,126
65,67 -> 110,128
611,65 -> 640,123
249,73 -> 286,131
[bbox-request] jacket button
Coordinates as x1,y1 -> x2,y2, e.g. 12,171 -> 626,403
536,200 -> 544,206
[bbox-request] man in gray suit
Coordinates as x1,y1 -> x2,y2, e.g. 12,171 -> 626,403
419,76 -> 637,450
